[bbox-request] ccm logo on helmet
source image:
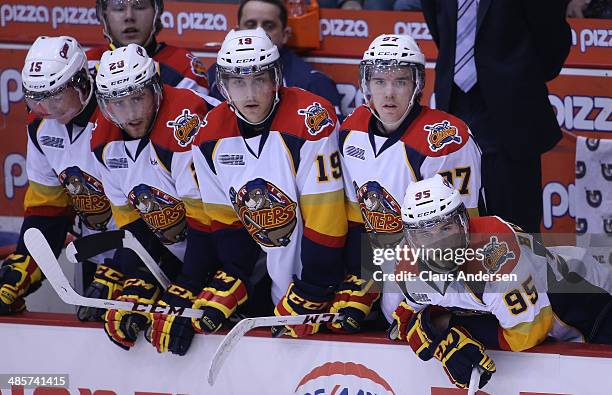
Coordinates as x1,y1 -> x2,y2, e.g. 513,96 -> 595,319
110,77 -> 129,85
236,58 -> 256,63
417,210 -> 436,217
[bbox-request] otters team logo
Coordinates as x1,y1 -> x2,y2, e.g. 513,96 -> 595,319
230,178 -> 297,247
298,102 -> 334,136
354,181 -> 403,247
128,184 -> 187,244
424,120 -> 462,152
187,53 -> 208,78
167,109 -> 201,147
58,166 -> 111,231
295,361 -> 396,395
482,236 -> 516,274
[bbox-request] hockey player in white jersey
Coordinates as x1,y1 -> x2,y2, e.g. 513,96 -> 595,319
0,36 -> 126,318
334,34 -> 482,333
92,43 -> 220,351
387,175 -> 612,390
147,28 -> 348,355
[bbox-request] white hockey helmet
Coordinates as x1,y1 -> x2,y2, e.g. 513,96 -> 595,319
401,175 -> 470,273
360,34 -> 426,127
216,27 -> 282,125
22,36 -> 93,115
95,43 -> 162,129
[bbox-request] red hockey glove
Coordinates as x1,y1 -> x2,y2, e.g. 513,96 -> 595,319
0,254 -> 43,315
150,284 -> 196,355
272,276 -> 334,338
77,262 -> 124,322
191,270 -> 248,334
103,278 -> 160,351
328,274 -> 380,333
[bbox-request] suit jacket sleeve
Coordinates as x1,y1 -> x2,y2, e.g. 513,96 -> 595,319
521,0 -> 571,81
421,0 -> 440,47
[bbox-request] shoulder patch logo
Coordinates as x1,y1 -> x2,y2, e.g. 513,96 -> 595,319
230,179 -> 297,247
187,53 -> 208,78
167,109 -> 201,147
482,236 -> 516,274
297,102 -> 334,136
424,120 -> 462,152
58,166 -> 111,231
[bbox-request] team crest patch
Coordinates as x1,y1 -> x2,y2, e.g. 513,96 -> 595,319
230,179 -> 297,247
354,181 -> 403,247
128,184 -> 187,244
167,109 -> 201,147
297,102 -> 334,136
424,120 -> 462,152
59,166 -> 111,231
482,236 -> 516,274
187,53 -> 208,78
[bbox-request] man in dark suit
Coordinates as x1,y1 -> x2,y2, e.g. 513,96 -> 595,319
421,0 -> 572,233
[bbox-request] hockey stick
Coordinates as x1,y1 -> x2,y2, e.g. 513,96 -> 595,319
65,229 -> 171,289
24,228 -> 202,318
467,366 -> 481,395
207,312 -> 344,385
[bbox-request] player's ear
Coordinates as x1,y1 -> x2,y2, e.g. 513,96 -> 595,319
282,25 -> 291,46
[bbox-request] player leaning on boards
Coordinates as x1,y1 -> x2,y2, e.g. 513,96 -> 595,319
149,27 -> 349,355
0,36 -> 127,318
390,175 -> 612,390
87,0 -> 209,96
336,34 -> 482,331
91,43 -> 220,351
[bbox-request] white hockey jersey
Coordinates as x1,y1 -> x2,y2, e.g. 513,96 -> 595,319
192,87 -> 347,303
91,86 -> 214,261
385,216 -> 593,352
340,104 -> 481,247
25,101 -> 116,262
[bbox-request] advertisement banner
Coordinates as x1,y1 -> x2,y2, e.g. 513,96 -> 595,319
0,0 -> 610,65
1,317 -> 612,395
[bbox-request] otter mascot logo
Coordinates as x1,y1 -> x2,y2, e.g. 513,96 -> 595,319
424,120 -> 462,152
298,102 -> 334,136
230,178 -> 297,247
128,184 -> 187,244
59,166 -> 111,231
354,181 -> 403,248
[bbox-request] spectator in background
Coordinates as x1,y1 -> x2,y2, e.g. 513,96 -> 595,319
567,0 -> 612,18
87,0 -> 210,96
207,0 -> 343,117
421,0 -> 571,234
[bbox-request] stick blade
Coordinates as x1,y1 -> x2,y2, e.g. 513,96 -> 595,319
207,318 -> 256,386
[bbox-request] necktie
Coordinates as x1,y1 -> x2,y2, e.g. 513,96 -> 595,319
454,0 -> 478,92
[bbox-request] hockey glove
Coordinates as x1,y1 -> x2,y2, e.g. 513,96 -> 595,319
434,325 -> 496,389
103,278 -> 160,351
403,307 -> 495,389
272,276 -> 334,338
328,274 -> 380,333
150,284 -> 196,355
77,261 -> 124,322
0,254 -> 43,315
387,300 -> 419,342
192,270 -> 248,334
